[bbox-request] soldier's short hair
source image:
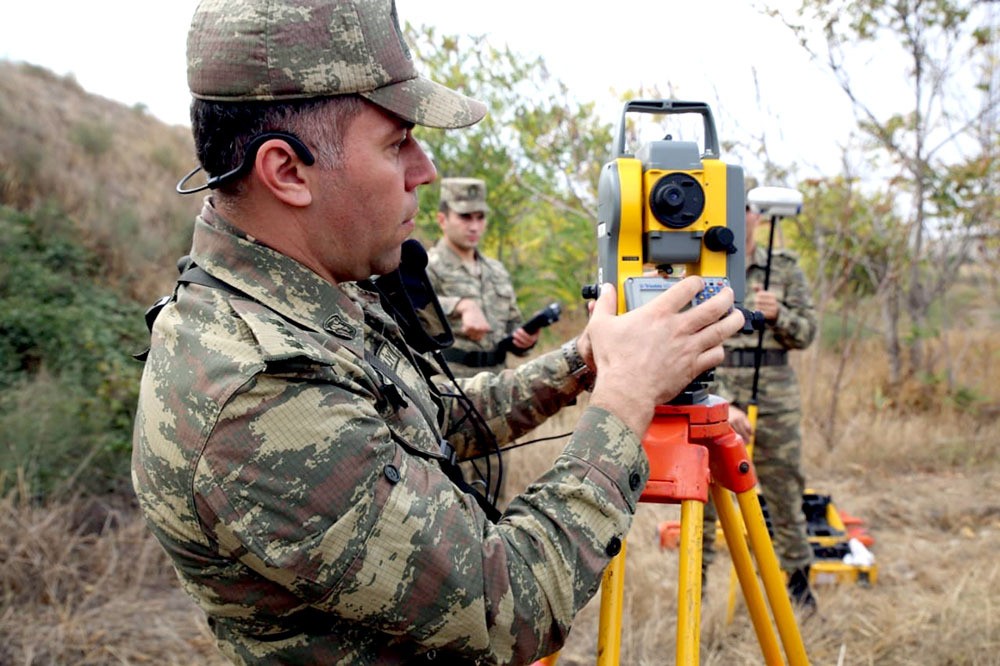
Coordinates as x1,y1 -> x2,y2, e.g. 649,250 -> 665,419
191,96 -> 365,195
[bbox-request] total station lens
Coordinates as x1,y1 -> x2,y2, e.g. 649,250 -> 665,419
649,173 -> 705,229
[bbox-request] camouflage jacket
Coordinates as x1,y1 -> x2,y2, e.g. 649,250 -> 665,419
426,239 -> 522,361
713,245 -> 817,415
132,201 -> 648,665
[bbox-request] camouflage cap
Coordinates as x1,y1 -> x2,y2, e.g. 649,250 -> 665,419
440,177 -> 488,214
186,0 -> 486,129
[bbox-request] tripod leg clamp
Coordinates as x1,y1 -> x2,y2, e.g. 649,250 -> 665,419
709,430 -> 758,493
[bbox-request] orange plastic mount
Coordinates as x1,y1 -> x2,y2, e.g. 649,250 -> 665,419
640,398 -> 758,503
640,402 -> 721,504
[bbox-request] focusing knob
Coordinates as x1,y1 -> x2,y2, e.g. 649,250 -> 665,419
704,226 -> 737,254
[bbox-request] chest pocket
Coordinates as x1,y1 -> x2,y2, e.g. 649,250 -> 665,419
232,299 -> 445,461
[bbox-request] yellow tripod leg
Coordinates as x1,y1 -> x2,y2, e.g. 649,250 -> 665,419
726,401 -> 758,625
713,485 -> 784,665
723,503 -> 747,625
744,402 -> 759,458
736,488 -> 810,665
596,542 -> 626,666
676,499 -> 705,665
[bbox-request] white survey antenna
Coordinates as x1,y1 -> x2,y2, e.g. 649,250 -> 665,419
747,186 -> 804,218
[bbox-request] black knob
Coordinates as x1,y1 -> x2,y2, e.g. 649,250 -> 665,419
704,226 -> 737,255
736,307 -> 766,334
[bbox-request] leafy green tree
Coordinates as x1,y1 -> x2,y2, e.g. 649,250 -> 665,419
771,0 -> 1000,390
791,174 -> 906,447
404,25 -> 613,318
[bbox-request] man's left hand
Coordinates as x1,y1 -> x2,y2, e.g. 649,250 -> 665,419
511,327 -> 540,350
752,286 -> 780,322
728,405 -> 753,443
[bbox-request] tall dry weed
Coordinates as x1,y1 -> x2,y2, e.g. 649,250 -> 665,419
0,486 -> 227,665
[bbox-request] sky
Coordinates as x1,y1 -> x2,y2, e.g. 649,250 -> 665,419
0,0 -> 900,182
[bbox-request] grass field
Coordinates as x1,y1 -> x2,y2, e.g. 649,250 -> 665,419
4,333 -> 1000,665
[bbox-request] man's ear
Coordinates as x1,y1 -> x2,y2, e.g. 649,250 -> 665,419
254,139 -> 313,207
436,210 -> 446,229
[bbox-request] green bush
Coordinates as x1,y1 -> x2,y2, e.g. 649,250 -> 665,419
70,120 -> 114,159
0,206 -> 147,498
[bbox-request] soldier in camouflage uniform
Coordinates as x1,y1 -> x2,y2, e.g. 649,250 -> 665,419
426,178 -> 538,378
426,178 -> 539,506
131,1 -> 746,664
702,201 -> 819,611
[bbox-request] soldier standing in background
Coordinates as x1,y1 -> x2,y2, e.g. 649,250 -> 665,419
427,177 -> 539,377
426,177 -> 540,504
702,197 -> 819,612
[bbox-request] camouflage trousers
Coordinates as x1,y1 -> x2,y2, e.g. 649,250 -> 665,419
702,408 -> 813,574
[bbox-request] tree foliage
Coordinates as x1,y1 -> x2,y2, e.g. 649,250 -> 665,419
771,0 -> 999,390
403,25 -> 614,317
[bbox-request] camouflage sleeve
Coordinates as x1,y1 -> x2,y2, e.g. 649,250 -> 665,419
771,255 -> 817,350
437,295 -> 462,316
440,345 -> 590,458
474,256 -> 522,337
425,259 -> 461,315
199,370 -> 647,663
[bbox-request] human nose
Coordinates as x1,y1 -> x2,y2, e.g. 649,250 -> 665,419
405,137 -> 437,190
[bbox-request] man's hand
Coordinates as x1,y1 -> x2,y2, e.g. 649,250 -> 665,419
455,298 -> 492,341
580,277 -> 745,435
752,286 -> 780,322
728,405 -> 753,443
511,327 -> 540,350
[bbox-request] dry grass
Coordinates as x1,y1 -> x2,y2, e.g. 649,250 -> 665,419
7,331 -> 998,665
0,489 -> 227,666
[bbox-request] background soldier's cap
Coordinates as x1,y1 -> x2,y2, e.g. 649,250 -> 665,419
186,0 -> 486,129
440,178 -> 489,214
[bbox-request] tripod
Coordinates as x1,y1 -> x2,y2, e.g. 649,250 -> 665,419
593,385 -> 810,665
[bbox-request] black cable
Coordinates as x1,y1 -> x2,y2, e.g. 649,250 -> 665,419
431,351 -> 505,506
462,431 -> 574,461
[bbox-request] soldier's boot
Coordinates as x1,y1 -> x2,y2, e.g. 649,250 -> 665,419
787,565 -> 818,615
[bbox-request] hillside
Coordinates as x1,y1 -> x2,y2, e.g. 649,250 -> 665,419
0,60 -> 201,300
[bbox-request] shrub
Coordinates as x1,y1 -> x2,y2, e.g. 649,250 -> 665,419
70,120 -> 114,159
0,206 -> 147,498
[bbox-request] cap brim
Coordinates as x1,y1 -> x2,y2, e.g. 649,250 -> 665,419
361,76 -> 486,129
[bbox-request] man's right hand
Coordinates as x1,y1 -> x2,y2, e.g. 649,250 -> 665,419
455,298 -> 492,341
581,277 -> 745,436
